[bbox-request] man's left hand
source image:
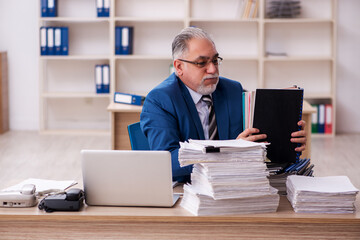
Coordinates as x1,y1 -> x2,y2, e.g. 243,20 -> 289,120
291,120 -> 306,152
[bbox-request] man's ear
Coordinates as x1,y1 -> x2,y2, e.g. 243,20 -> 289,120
173,59 -> 183,76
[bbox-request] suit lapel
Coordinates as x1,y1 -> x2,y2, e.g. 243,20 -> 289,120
178,78 -> 205,140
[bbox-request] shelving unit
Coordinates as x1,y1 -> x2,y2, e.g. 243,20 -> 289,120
39,0 -> 336,139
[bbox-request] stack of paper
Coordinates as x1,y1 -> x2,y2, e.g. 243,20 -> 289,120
286,175 -> 359,213
179,139 -> 280,216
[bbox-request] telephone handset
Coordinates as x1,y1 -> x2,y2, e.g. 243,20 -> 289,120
0,184 -> 37,207
38,188 -> 84,212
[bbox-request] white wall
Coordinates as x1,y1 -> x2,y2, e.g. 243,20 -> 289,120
0,0 -> 39,130
336,0 -> 360,133
0,0 -> 359,133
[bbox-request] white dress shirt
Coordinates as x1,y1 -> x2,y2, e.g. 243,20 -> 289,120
186,86 -> 211,140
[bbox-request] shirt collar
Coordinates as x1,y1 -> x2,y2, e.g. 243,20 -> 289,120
185,86 -> 203,105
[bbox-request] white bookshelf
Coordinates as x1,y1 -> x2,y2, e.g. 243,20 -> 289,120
39,0 -> 337,136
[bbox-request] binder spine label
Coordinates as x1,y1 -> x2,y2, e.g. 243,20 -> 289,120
122,28 -> 129,47
102,65 -> 110,93
54,28 -> 61,55
40,27 -> 47,55
95,65 -> 103,94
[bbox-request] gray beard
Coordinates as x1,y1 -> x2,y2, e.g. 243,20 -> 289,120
196,75 -> 219,95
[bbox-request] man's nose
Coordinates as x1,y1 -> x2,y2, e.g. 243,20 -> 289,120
206,61 -> 218,74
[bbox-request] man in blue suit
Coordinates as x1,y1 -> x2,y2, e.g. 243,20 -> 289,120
140,27 -> 306,182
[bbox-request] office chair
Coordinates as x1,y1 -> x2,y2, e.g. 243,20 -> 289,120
127,122 -> 150,150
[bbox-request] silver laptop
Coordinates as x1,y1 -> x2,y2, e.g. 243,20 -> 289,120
81,150 -> 180,207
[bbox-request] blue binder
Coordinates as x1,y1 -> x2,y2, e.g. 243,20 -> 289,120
114,92 -> 145,106
95,65 -> 103,94
47,27 -> 55,55
102,64 -> 110,93
103,0 -> 110,17
41,0 -> 48,17
40,27 -> 48,55
96,0 -> 104,17
54,27 -> 62,55
47,0 -> 57,17
115,27 -> 121,54
317,104 -> 325,133
61,27 -> 69,55
115,26 -> 133,55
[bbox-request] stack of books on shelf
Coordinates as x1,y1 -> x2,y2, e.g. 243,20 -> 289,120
237,0 -> 259,19
286,175 -> 359,213
267,158 -> 314,195
267,0 -> 301,18
311,104 -> 333,134
179,139 -> 280,216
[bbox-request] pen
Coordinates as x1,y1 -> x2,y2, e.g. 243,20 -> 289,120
294,158 -> 311,173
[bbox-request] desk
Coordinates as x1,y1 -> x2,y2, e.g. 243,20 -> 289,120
0,196 -> 359,239
107,101 -> 316,158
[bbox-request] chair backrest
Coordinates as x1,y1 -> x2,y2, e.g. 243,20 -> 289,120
127,122 -> 150,150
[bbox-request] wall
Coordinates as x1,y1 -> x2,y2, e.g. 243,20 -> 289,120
0,0 -> 39,130
0,0 -> 359,133
336,0 -> 360,133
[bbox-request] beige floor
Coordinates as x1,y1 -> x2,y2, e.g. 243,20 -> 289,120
0,131 -> 359,190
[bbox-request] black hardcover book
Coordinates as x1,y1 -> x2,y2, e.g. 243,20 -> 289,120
252,88 -> 303,164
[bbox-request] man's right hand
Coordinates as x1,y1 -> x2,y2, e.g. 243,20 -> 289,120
236,128 -> 267,142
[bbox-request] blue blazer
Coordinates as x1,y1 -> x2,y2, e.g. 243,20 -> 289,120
140,73 -> 244,181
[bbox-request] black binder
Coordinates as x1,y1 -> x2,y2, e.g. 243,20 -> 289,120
252,88 -> 304,164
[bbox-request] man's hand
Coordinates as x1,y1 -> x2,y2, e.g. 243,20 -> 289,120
236,128 -> 267,142
291,120 -> 307,152
237,120 -> 307,153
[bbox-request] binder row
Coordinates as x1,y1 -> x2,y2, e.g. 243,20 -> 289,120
95,64 -> 110,94
41,0 -> 110,18
40,27 -> 68,56
115,27 -> 134,55
311,104 -> 333,134
41,0 -> 57,17
97,0 -> 110,17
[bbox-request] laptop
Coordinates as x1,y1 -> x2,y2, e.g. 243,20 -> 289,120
81,150 -> 180,207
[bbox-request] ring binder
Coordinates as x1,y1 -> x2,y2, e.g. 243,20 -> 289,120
252,88 -> 304,164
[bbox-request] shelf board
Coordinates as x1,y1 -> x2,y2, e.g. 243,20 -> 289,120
40,17 -> 110,23
40,55 -> 110,60
264,56 -> 334,62
114,17 -> 184,22
264,18 -> 333,24
189,18 -> 259,23
115,55 -> 172,60
304,93 -> 334,99
42,92 -> 110,98
107,102 -> 142,113
311,133 -> 335,138
222,55 -> 258,61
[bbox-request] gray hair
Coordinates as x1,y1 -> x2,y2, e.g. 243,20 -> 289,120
172,27 -> 215,60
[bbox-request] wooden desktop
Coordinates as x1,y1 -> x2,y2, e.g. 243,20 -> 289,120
107,100 -> 316,158
0,194 -> 359,239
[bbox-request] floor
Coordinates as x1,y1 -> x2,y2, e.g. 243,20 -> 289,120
0,131 -> 359,190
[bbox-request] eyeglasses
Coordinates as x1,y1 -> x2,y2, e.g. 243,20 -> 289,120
178,56 -> 223,68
